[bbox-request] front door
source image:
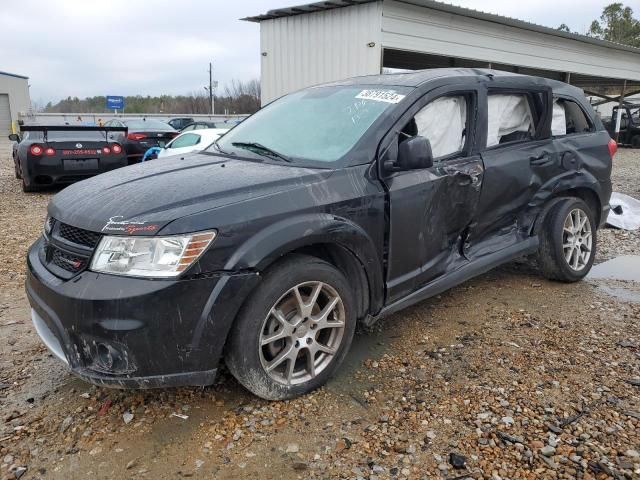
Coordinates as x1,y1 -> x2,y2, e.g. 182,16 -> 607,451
381,86 -> 483,303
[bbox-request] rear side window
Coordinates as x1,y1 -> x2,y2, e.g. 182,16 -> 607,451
552,99 -> 593,136
486,94 -> 535,147
169,133 -> 201,148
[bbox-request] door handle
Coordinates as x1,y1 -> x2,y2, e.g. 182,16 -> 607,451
529,153 -> 551,166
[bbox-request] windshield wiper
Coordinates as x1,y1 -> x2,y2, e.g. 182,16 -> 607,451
211,141 -> 233,155
231,142 -> 291,162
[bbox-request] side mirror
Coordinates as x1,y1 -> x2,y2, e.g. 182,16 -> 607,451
8,133 -> 20,142
396,136 -> 433,170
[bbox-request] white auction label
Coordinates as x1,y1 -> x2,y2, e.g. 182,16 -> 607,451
355,90 -> 406,104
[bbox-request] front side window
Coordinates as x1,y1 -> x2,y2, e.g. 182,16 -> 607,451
169,133 -> 201,149
411,95 -> 468,159
213,85 -> 412,164
486,94 -> 535,147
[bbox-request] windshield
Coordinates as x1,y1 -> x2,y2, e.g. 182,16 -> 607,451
212,85 -> 411,164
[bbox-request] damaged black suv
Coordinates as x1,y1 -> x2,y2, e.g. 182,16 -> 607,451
26,69 -> 614,400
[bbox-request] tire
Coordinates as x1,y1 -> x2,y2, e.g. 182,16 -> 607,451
14,158 -> 21,179
536,198 -> 596,282
22,176 -> 37,193
226,254 -> 356,400
631,135 -> 640,149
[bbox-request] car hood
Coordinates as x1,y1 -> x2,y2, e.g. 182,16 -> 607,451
48,153 -> 332,234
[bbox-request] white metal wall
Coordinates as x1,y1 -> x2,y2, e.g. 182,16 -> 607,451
381,0 -> 640,82
0,73 -> 31,133
260,2 -> 383,105
0,95 -> 10,135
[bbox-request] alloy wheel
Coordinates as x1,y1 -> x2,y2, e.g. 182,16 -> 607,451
562,208 -> 592,271
259,281 -> 346,385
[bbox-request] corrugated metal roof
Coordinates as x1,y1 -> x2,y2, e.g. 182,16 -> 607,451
0,70 -> 28,80
242,0 -> 640,55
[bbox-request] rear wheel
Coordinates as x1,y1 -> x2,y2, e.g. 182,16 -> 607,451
631,135 -> 640,148
21,175 -> 37,193
226,255 -> 356,400
13,156 -> 21,179
536,198 -> 596,282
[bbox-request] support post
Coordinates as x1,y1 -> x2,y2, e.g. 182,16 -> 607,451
615,80 -> 627,144
209,62 -> 214,115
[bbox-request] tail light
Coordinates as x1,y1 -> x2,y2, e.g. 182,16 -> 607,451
102,146 -> 111,154
45,147 -> 56,156
111,144 -> 122,154
608,138 -> 617,159
30,144 -> 44,156
127,133 -> 146,141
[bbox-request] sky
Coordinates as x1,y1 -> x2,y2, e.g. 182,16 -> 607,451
0,0 -> 613,106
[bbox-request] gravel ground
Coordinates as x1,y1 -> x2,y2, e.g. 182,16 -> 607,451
0,146 -> 639,480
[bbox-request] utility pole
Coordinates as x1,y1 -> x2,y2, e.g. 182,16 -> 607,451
208,62 -> 214,115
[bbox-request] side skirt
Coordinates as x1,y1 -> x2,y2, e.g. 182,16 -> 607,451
376,237 -> 539,320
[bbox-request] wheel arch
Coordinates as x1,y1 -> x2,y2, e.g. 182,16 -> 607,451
529,174 -> 605,235
223,213 -> 384,320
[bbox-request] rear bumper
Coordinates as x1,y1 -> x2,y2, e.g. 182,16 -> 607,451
24,156 -> 127,185
26,237 -> 260,389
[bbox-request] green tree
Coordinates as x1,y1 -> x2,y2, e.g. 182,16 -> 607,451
557,23 -> 572,33
588,3 -> 640,47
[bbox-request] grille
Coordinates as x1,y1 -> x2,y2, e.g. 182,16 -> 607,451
58,223 -> 101,248
50,248 -> 86,273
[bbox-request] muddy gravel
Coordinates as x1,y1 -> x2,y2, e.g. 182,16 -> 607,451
0,145 -> 638,480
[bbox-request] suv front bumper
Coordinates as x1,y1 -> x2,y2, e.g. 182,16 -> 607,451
26,237 -> 260,388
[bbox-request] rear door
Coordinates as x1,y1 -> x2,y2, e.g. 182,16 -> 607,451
467,85 -> 554,257
381,84 -> 483,302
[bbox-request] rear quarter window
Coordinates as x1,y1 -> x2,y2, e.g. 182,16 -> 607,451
552,98 -> 594,136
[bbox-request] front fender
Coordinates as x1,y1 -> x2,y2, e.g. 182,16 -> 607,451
223,213 -> 384,313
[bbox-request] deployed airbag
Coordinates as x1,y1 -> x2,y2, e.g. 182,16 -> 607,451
606,192 -> 640,230
487,94 -> 534,147
415,96 -> 466,158
551,101 -> 567,136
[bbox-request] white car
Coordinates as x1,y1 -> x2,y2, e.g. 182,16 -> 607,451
157,128 -> 228,159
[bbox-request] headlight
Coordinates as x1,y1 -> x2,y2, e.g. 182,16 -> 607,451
90,231 -> 216,278
44,215 -> 53,236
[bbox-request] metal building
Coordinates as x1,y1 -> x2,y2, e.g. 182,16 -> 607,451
0,70 -> 30,135
244,0 -> 640,106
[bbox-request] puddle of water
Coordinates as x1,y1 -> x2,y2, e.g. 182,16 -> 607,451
588,256 -> 640,282
595,285 -> 640,303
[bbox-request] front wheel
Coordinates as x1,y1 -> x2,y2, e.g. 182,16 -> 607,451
226,254 -> 356,400
536,198 -> 596,282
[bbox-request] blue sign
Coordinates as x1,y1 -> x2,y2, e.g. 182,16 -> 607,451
106,95 -> 125,110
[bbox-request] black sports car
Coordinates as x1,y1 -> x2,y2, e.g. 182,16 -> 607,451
10,125 -> 128,192
104,118 -> 177,163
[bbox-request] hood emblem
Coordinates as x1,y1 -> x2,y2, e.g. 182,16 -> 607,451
76,143 -> 83,148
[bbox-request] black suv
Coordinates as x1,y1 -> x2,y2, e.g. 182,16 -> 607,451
26,69 -> 613,400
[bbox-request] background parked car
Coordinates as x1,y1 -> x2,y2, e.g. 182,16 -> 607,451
604,104 -> 640,147
157,128 -> 227,159
10,125 -> 128,192
104,118 -> 177,163
181,121 -> 224,131
167,117 -> 194,130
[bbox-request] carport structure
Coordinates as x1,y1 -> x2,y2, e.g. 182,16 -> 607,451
244,0 -> 640,106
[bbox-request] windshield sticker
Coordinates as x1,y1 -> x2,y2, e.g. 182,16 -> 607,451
102,216 -> 160,234
355,90 -> 406,104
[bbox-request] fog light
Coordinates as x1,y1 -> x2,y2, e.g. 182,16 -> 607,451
96,342 -> 119,370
